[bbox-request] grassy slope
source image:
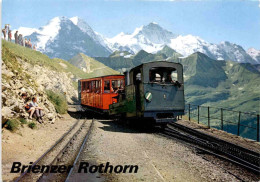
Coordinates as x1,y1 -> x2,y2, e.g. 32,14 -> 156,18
2,40 -> 88,79
158,45 -> 182,59
164,52 -> 260,113
177,53 -> 260,139
68,53 -> 121,78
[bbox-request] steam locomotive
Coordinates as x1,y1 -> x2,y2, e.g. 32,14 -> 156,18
78,61 -> 185,124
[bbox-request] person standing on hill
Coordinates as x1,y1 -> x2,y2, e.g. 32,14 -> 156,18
21,35 -> 25,46
14,31 -> 18,44
2,28 -> 6,40
18,34 -> 22,45
28,38 -> 32,48
25,38 -> 28,47
5,25 -> 9,33
8,30 -> 12,41
3,25 -> 9,39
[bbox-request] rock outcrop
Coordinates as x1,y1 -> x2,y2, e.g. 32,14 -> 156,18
1,41 -> 81,125
2,60 -> 57,124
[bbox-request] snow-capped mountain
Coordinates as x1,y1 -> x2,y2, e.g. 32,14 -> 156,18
106,22 -> 176,54
17,16 -> 111,60
69,16 -> 111,51
105,24 -> 257,64
14,16 -> 259,64
247,48 -> 260,64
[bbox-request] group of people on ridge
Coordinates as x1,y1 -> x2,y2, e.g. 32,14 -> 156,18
2,24 -> 37,50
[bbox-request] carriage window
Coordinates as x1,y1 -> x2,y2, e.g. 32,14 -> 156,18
171,70 -> 178,82
88,81 -> 91,92
82,82 -> 86,91
104,80 -> 110,93
82,81 -> 90,92
133,71 -> 142,84
149,67 -> 178,83
91,81 -> 95,93
136,73 -> 141,81
86,81 -> 90,92
111,80 -> 123,93
95,80 -> 101,93
120,80 -> 124,89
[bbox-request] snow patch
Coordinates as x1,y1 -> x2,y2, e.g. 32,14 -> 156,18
70,16 -> 79,25
124,54 -> 132,58
13,27 -> 38,37
247,48 -> 260,62
36,17 -> 61,50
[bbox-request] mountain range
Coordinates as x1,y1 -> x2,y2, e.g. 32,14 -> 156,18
14,16 -> 260,64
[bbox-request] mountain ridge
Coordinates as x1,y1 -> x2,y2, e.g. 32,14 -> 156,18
14,16 -> 259,64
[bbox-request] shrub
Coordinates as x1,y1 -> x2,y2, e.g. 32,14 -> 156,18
20,118 -> 27,124
28,122 -> 36,129
46,90 -> 68,114
6,119 -> 19,131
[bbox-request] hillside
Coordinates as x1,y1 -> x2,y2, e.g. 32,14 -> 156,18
68,53 -> 120,77
157,45 -> 182,59
174,52 -> 260,111
1,40 -> 116,125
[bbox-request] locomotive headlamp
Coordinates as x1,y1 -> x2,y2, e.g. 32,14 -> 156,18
145,92 -> 152,102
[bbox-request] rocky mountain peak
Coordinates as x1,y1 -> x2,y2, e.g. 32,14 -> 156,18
136,22 -> 176,44
247,48 -> 260,63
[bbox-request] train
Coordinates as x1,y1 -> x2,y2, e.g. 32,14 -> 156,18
78,61 -> 185,125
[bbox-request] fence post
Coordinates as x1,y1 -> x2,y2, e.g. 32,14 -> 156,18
197,106 -> 200,124
221,108 -> 223,130
237,111 -> 241,136
208,107 -> 210,128
188,104 -> 190,121
257,115 -> 259,142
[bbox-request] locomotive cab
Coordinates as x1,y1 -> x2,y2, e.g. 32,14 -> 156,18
109,61 -> 185,124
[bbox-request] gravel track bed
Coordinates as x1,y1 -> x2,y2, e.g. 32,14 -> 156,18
78,119 -> 245,182
18,119 -> 85,182
38,119 -> 92,182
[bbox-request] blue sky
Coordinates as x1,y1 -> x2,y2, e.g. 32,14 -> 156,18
2,0 -> 260,49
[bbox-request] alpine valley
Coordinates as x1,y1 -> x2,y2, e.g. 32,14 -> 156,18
7,16 -> 260,139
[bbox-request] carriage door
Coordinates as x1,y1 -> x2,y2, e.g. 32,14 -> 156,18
134,70 -> 142,113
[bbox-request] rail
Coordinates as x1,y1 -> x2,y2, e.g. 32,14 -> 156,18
163,123 -> 260,175
185,104 -> 260,142
15,119 -> 81,182
65,118 -> 95,182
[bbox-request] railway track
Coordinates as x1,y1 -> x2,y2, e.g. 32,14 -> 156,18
15,117 -> 95,182
161,122 -> 260,176
65,118 -> 95,182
